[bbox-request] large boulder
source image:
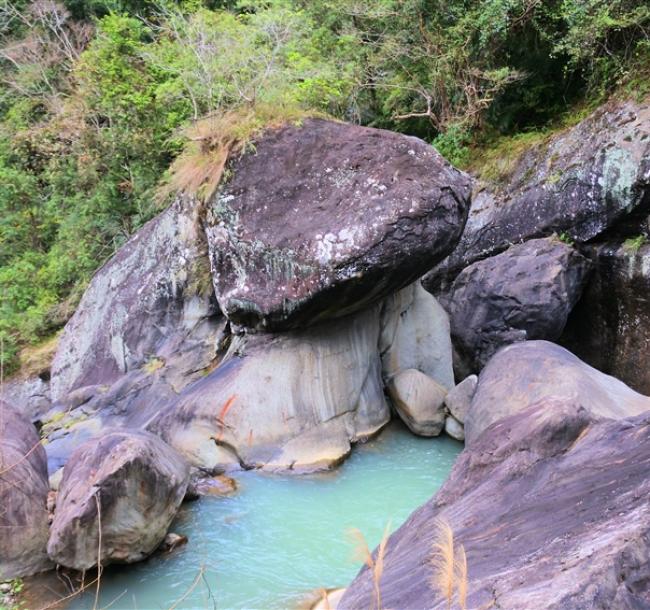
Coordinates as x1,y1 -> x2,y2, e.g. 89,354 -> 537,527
206,118 -> 471,331
561,240 -> 650,394
47,431 -> 190,570
465,340 -> 650,445
444,237 -> 591,371
426,98 -> 650,292
50,194 -> 220,401
0,401 -> 51,578
340,403 -> 650,610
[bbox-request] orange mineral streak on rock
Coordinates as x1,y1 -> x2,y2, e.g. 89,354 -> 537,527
216,394 -> 237,441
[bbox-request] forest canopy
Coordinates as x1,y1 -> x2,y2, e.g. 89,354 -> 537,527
1,0 -> 649,373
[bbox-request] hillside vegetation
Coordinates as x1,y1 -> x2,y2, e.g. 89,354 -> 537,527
1,0 -> 648,373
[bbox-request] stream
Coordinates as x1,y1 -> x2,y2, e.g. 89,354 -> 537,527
65,421 -> 462,610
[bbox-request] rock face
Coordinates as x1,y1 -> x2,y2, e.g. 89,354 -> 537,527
42,119 -> 463,475
206,118 -> 471,331
379,283 -> 455,390
149,282 -> 454,472
341,403 -> 650,610
465,340 -> 650,445
426,98 -> 650,292
444,237 -> 591,370
561,240 -> 650,394
47,431 -> 190,570
387,369 -> 447,436
152,304 -> 390,472
50,194 -> 220,401
0,401 -> 51,578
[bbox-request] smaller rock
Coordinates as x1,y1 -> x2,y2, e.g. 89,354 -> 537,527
159,533 -> 188,553
192,474 -> 238,497
444,416 -> 464,442
443,375 -> 477,424
47,430 -> 190,570
0,583 -> 11,594
387,369 -> 447,436
465,340 -> 650,445
446,237 -> 591,371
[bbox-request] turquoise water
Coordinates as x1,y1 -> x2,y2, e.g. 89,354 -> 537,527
70,422 -> 462,610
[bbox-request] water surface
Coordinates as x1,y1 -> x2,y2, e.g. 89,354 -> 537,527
70,421 -> 462,610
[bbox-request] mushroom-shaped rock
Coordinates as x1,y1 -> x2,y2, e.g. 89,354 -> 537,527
47,431 -> 190,570
387,369 -> 447,436
465,340 -> 650,445
0,401 -> 51,578
206,118 -> 471,331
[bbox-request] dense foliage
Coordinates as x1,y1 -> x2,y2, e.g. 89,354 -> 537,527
0,0 -> 648,373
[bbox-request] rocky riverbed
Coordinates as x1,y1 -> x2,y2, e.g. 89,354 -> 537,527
2,96 -> 649,609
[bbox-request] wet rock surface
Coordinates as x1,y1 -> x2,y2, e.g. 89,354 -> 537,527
206,118 -> 471,331
148,282 -> 453,472
561,240 -> 650,394
464,340 -> 650,445
0,401 -> 52,578
152,303 -> 391,473
47,430 -> 190,570
444,237 -> 591,371
341,402 -> 650,610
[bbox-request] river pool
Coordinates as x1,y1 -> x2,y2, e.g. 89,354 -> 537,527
66,421 -> 461,610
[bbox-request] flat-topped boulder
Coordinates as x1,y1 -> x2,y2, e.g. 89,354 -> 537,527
206,118 -> 471,331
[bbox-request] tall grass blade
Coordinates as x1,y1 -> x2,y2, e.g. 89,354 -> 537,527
430,519 -> 455,610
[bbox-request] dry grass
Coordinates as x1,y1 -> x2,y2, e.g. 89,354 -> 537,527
159,103 -> 326,203
348,522 -> 391,610
16,333 -> 59,379
429,519 -> 469,610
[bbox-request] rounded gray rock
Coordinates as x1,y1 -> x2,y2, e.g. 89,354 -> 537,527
47,430 -> 190,570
